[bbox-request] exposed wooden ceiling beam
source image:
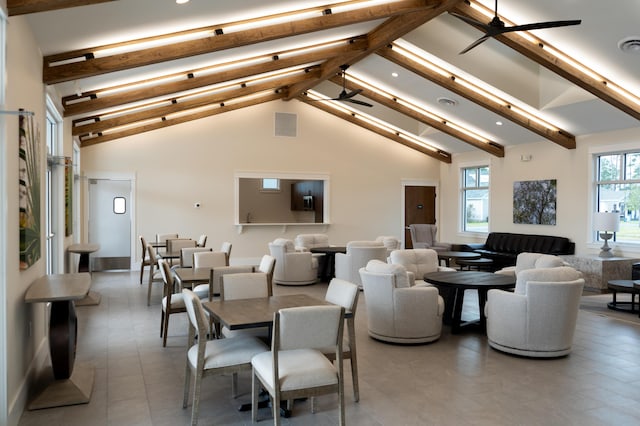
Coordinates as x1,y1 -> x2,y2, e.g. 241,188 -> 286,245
328,75 -> 505,157
72,70 -> 319,136
299,96 -> 452,163
7,0 -> 116,15
62,37 -> 367,117
285,0 -> 464,100
450,2 -> 640,121
43,0 -> 439,84
79,92 -> 284,147
377,45 -> 576,149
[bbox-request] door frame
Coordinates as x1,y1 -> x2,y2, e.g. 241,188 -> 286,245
401,179 -> 439,249
83,171 -> 137,270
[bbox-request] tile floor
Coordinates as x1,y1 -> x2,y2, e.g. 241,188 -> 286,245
18,271 -> 640,426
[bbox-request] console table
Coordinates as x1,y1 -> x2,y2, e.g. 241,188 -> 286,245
24,273 -> 94,409
67,243 -> 101,305
560,255 -> 640,291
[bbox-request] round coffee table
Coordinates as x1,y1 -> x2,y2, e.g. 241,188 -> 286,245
456,257 -> 494,271
607,280 -> 639,313
424,271 -> 515,334
436,251 -> 480,268
309,246 -> 347,281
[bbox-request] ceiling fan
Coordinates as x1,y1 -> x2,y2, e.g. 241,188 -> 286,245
310,64 -> 373,107
451,0 -> 581,54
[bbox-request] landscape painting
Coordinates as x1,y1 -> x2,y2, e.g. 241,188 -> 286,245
513,179 -> 557,225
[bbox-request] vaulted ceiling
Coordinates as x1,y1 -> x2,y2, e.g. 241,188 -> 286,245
11,0 -> 640,162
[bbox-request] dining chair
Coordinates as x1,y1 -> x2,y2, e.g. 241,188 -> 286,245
220,272 -> 270,340
158,259 -> 187,347
324,278 -> 360,402
181,289 -> 268,426
190,251 -> 229,299
146,245 -> 164,306
156,233 -> 178,252
178,247 -> 212,269
220,241 -> 232,265
251,305 -> 345,425
196,234 -> 207,248
255,254 -> 276,295
139,235 -> 152,285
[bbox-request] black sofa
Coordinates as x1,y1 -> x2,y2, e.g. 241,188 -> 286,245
461,232 -> 575,270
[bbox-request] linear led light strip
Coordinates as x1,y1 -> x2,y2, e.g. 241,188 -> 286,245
390,43 -> 560,132
468,0 -> 640,107
63,0 -> 382,61
305,90 -> 441,153
344,74 -> 491,143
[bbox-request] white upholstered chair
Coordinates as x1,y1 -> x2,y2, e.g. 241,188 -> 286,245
181,289 -> 267,426
388,248 -> 455,286
166,238 -> 197,266
375,235 -> 401,256
146,245 -> 164,306
494,252 -> 567,277
294,233 -> 330,251
324,278 -> 360,402
408,224 -> 451,251
220,241 -> 232,265
219,272 -> 271,340
268,238 -> 318,285
251,305 -> 345,425
178,247 -> 212,269
359,260 -> 444,344
335,241 -> 387,288
190,251 -> 229,300
158,259 -> 186,347
139,235 -> 152,285
196,234 -> 207,247
485,266 -> 584,358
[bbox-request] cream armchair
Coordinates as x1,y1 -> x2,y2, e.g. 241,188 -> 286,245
408,224 -> 451,251
268,238 -> 318,285
294,233 -> 330,251
335,241 -> 387,288
388,248 -> 455,286
359,260 -> 444,344
375,235 -> 401,256
485,266 -> 584,358
494,252 -> 567,277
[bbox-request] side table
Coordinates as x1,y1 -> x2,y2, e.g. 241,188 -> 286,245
24,273 -> 94,409
606,280 -> 639,313
67,243 -> 101,305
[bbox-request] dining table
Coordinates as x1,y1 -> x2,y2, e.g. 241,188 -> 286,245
173,267 -> 210,289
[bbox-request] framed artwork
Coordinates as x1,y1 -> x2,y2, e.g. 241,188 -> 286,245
513,179 -> 557,225
19,112 -> 41,269
65,157 -> 73,236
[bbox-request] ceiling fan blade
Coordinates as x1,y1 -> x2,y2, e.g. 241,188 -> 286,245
459,34 -> 491,54
499,19 -> 582,34
345,98 -> 373,107
338,88 -> 363,100
449,12 -> 492,31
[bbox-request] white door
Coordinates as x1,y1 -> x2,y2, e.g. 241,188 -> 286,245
88,178 -> 132,271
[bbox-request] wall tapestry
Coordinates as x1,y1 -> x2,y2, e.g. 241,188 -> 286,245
513,179 -> 557,225
19,112 -> 41,269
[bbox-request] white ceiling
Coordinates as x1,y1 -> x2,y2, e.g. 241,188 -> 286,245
23,0 -> 640,155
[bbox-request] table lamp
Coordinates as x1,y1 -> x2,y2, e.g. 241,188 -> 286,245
593,212 -> 620,258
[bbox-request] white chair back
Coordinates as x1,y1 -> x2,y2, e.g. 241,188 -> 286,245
221,272 -> 269,300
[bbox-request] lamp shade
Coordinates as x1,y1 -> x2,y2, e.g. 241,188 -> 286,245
593,212 -> 620,232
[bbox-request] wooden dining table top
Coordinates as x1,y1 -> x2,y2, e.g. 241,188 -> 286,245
173,267 -> 211,284
202,294 -> 334,331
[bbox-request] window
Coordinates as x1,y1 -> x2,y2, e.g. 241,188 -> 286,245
113,197 -> 126,214
595,151 -> 640,243
261,178 -> 280,191
461,166 -> 489,233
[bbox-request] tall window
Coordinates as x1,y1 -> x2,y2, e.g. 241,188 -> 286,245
462,166 -> 489,233
45,99 -> 63,273
595,151 -> 640,243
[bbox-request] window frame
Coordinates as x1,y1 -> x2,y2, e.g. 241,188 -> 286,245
460,165 -> 490,234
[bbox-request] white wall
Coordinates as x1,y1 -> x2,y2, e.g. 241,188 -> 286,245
3,15 -> 48,426
80,100 -> 442,264
439,127 -> 640,259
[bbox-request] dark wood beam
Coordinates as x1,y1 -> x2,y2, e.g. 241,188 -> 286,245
450,2 -> 640,122
377,45 -> 576,149
285,0 -> 464,100
7,0 -> 116,15
298,95 -> 452,163
328,75 -> 505,157
62,37 -> 367,116
72,71 -> 319,136
79,92 -> 284,147
44,0 -> 439,84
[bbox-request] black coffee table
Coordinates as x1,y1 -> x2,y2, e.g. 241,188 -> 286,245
424,271 -> 516,334
309,246 -> 347,281
436,251 -> 480,268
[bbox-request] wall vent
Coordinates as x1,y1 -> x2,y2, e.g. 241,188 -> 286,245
274,112 -> 297,137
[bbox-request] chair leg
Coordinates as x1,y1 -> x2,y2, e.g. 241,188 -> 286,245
139,262 -> 144,284
231,372 -> 238,398
162,312 -> 170,347
347,320 -> 359,402
251,371 -> 260,423
160,310 -> 165,337
191,371 -> 203,426
147,265 -> 155,306
183,363 -> 191,409
272,393 -> 281,426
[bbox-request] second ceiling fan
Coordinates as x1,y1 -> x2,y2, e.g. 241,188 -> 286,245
451,0 -> 581,54
315,64 -> 373,107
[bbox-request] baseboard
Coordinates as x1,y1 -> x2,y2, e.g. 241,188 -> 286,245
8,338 -> 48,426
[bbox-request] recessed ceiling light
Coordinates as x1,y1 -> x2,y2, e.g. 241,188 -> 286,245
391,72 -> 398,78
619,36 -> 640,54
496,121 -> 503,126
176,0 -> 190,4
437,97 -> 457,107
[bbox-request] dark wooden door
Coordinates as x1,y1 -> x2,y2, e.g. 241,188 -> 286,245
404,186 -> 436,248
